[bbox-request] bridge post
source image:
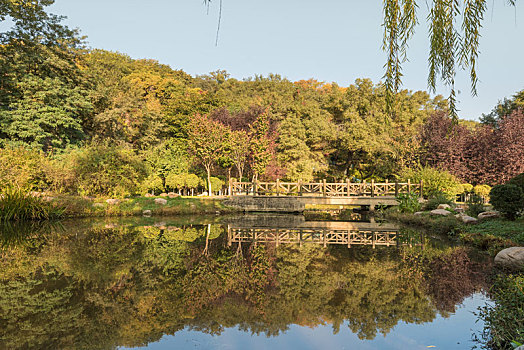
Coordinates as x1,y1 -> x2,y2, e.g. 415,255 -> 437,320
346,178 -> 350,197
371,179 -> 375,197
395,181 -> 399,196
323,179 -> 327,197
419,180 -> 424,198
229,178 -> 232,196
408,178 -> 411,193
276,178 -> 280,196
254,179 -> 258,196
298,180 -> 302,196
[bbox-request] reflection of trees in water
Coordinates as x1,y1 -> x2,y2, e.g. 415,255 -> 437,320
0,225 -> 490,349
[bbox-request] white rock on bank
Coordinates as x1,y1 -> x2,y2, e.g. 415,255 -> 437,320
106,199 -> 120,205
430,209 -> 452,216
142,209 -> 152,216
437,204 -> 451,210
478,211 -> 500,220
494,247 -> 524,270
154,198 -> 167,205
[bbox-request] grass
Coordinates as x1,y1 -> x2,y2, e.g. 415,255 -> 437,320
386,210 -> 522,253
0,187 -> 64,222
51,195 -> 240,218
459,218 -> 524,245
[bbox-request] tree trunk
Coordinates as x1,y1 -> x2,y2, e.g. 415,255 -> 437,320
206,166 -> 212,196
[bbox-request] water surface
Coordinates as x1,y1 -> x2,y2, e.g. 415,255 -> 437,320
0,215 -> 491,349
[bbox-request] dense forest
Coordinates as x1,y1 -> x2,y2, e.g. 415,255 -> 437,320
1,1 -> 523,197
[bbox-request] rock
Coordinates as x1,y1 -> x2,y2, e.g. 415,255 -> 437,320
455,207 -> 465,213
461,215 -> 478,224
515,345 -> 524,350
93,203 -> 104,208
154,198 -> 167,205
105,223 -> 118,229
159,193 -> 168,197
437,204 -> 451,210
142,209 -> 152,217
414,211 -> 424,216
168,192 -> 179,198
144,193 -> 154,198
106,199 -> 120,205
430,209 -> 452,216
494,247 -> 524,270
478,211 -> 500,220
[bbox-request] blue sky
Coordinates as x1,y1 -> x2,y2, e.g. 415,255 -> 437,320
48,0 -> 523,120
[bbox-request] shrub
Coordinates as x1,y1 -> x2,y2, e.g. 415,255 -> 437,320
400,166 -> 461,198
477,274 -> 524,350
0,147 -> 48,190
69,143 -> 148,197
466,194 -> 485,217
489,184 -> 524,220
508,172 -> 524,193
424,192 -> 454,211
396,192 -> 421,213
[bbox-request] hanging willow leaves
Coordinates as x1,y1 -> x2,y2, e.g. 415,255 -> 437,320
382,0 -> 517,120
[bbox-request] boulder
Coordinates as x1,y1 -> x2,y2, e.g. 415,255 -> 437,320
106,199 -> 120,205
93,203 -> 104,208
168,192 -> 179,198
105,223 -> 118,229
154,198 -> 167,205
142,209 -> 152,217
430,209 -> 452,216
159,193 -> 168,197
494,247 -> 524,270
414,211 -> 424,216
437,204 -> 451,210
460,215 -> 478,224
144,193 -> 155,198
455,207 -> 465,213
478,211 -> 500,220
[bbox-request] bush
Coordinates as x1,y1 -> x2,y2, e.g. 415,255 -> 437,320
69,143 -> 148,197
0,146 -> 48,190
400,166 -> 462,198
477,274 -> 524,350
466,194 -> 485,217
508,172 -> 524,193
424,192 -> 454,211
165,173 -> 203,194
489,184 -> 524,220
396,192 -> 421,213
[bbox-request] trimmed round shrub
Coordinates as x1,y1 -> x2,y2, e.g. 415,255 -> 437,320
400,166 -> 461,199
473,184 -> 491,199
489,184 -> 524,220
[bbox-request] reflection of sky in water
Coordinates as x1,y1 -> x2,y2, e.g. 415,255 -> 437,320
123,293 -> 489,350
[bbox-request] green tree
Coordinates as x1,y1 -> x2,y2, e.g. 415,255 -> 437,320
187,114 -> 228,195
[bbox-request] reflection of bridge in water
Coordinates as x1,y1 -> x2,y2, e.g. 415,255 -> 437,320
226,219 -> 424,249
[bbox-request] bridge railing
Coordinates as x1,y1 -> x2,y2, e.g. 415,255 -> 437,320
230,179 -> 423,197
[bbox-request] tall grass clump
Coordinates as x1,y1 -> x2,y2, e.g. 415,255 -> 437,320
0,187 -> 63,222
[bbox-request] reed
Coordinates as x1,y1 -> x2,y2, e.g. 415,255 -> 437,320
0,186 -> 64,222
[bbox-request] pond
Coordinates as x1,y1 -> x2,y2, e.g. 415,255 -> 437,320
0,214 -> 492,349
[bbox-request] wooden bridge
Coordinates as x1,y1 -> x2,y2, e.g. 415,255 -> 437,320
229,179 -> 423,198
227,221 -> 423,249
224,180 -> 423,212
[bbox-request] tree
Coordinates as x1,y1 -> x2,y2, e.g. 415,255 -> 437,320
229,130 -> 250,181
248,112 -> 271,181
187,113 -> 228,195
